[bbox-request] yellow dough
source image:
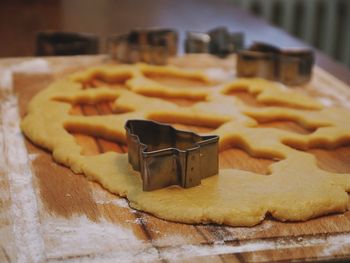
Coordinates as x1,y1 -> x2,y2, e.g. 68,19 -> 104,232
21,63 -> 350,227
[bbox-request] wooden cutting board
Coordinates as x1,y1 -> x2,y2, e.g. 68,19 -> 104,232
1,55 -> 350,263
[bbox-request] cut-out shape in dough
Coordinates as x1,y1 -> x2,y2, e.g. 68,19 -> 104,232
137,95 -> 205,107
223,79 -> 323,110
226,90 -> 264,108
142,73 -> 213,88
307,146 -> 350,174
147,112 -> 227,130
69,103 -> 131,116
21,63 -> 350,227
83,78 -> 128,90
140,64 -> 212,86
219,147 -> 277,175
77,69 -> 132,88
256,121 -> 316,135
72,132 -> 127,156
282,133 -> 350,151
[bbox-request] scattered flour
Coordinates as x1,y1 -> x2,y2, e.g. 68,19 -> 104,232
1,96 -> 45,263
28,153 -> 39,162
91,184 -> 132,209
0,58 -> 51,89
43,215 -> 158,262
111,198 -> 130,208
225,220 -> 274,240
319,233 -> 350,257
93,194 -> 131,209
0,59 -> 51,262
134,217 -> 146,225
205,67 -> 233,82
318,97 -> 335,107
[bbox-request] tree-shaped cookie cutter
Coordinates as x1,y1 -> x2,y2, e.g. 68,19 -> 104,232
125,120 -> 219,191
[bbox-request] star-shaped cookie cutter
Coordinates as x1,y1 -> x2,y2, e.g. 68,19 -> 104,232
125,120 -> 219,191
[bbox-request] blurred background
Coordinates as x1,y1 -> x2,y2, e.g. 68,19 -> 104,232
0,0 -> 349,68
233,0 -> 350,68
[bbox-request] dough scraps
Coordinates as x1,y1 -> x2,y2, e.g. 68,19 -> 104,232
21,62 -> 350,227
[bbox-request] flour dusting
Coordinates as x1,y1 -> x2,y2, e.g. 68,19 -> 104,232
0,58 -> 51,89
111,198 -> 130,208
28,153 -> 39,162
318,97 -> 334,107
44,215 -> 159,262
92,185 -> 132,209
205,68 -> 233,82
1,96 -> 45,263
319,233 -> 350,256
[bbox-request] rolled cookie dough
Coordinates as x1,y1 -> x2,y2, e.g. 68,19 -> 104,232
21,63 -> 350,226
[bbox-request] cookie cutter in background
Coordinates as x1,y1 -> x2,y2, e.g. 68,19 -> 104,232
185,26 -> 244,57
185,32 -> 211,54
36,31 -> 99,56
107,28 -> 178,65
237,42 -> 315,86
125,120 -> 219,191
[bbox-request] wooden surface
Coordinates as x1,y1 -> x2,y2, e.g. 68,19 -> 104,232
1,55 -> 350,263
0,0 -> 349,85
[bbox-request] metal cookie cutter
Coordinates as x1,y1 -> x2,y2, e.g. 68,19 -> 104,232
107,28 -> 178,65
185,26 -> 244,57
237,42 -> 315,85
36,31 -> 99,56
185,32 -> 211,54
125,120 -> 219,191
